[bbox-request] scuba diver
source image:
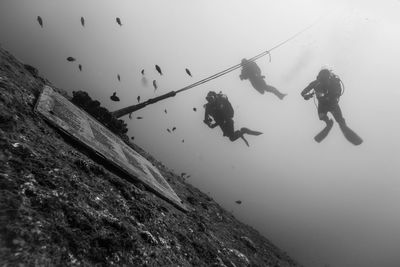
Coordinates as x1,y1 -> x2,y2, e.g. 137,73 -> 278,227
239,58 -> 287,100
203,91 -> 262,146
301,68 -> 363,145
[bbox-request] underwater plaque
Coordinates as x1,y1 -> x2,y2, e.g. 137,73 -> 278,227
35,85 -> 187,211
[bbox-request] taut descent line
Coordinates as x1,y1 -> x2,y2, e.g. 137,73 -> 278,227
112,16 -> 324,118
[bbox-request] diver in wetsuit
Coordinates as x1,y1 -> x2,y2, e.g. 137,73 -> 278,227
301,68 -> 362,145
240,58 -> 287,100
203,91 -> 262,146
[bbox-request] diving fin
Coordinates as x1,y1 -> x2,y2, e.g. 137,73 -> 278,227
339,124 -> 363,145
241,136 -> 250,147
240,127 -> 263,136
314,120 -> 334,143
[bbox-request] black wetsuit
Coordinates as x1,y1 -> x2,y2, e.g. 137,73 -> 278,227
240,61 -> 284,98
204,99 -> 242,141
302,79 -> 345,125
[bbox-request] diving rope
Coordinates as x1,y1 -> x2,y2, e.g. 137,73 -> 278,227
176,17 -> 321,94
112,16 -> 324,118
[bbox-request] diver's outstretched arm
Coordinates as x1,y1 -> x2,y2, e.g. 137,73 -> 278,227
301,80 -> 318,98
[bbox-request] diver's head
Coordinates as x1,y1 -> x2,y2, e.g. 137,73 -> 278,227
206,91 -> 217,103
241,58 -> 248,66
317,68 -> 331,83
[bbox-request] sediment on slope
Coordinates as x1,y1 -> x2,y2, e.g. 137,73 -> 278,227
0,45 -> 302,267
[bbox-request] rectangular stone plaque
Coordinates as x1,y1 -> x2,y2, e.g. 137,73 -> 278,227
35,85 -> 187,212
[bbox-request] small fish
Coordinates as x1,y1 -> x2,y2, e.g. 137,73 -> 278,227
235,200 -> 242,205
193,107 -> 197,112
80,17 -> 85,27
131,136 -> 135,140
137,96 -> 140,103
153,80 -> 158,91
67,57 -> 76,62
172,127 -> 176,131
78,64 -> 82,71
181,139 -> 185,143
37,16 -> 43,28
164,109 -> 167,114
155,65 -> 163,75
141,69 -> 145,75
110,92 -> 120,102
129,113 -> 132,119
185,68 -> 192,77
167,128 -> 171,133
117,74 -> 121,81
136,116 -> 143,120
116,17 -> 122,26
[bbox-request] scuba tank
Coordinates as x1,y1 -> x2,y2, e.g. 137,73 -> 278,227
216,92 -> 234,119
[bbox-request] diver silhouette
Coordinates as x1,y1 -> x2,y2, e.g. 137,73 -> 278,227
203,91 -> 262,146
239,58 -> 287,100
301,68 -> 363,145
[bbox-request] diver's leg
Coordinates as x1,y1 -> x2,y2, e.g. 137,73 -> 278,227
331,103 -> 363,145
235,128 -> 262,147
250,77 -> 285,98
222,120 -> 239,141
265,84 -> 287,100
224,120 -> 253,144
229,129 -> 251,147
250,79 -> 265,94
227,121 -> 244,142
314,103 -> 334,142
223,119 -> 262,146
229,131 -> 243,142
318,103 -> 333,126
330,102 -> 345,126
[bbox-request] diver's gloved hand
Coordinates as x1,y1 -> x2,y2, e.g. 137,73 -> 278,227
206,121 -> 218,129
204,119 -> 215,128
239,74 -> 244,80
303,93 -> 313,100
